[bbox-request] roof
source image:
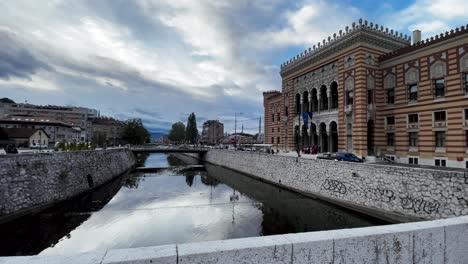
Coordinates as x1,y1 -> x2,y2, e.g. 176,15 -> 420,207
379,24 -> 468,62
280,18 -> 410,76
0,98 -> 15,104
92,117 -> 125,126
0,128 -> 49,139
0,118 -> 73,128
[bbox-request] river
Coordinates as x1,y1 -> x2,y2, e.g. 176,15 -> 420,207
0,153 -> 387,256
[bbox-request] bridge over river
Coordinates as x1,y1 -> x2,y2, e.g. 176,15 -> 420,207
129,145 -> 208,154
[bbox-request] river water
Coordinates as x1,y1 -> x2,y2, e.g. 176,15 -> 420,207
0,153 -> 387,256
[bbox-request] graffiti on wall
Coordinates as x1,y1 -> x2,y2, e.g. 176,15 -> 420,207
321,179 -> 347,194
400,195 -> 440,214
364,188 -> 396,203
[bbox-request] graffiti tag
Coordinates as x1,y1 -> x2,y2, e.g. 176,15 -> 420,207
364,188 -> 396,203
400,196 -> 440,214
321,179 -> 347,194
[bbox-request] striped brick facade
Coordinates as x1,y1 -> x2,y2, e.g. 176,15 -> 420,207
263,19 -> 468,168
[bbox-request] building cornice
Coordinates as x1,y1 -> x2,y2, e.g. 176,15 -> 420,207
280,19 -> 410,77
379,25 -> 468,63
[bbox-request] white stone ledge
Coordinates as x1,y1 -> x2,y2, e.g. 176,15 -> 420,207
1,216 -> 468,264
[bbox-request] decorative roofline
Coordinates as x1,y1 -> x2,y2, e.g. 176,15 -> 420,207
280,18 -> 410,74
262,90 -> 281,95
379,24 -> 468,61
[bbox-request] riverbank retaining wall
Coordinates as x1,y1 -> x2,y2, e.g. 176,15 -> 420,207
0,149 -> 135,222
1,216 -> 468,263
183,150 -> 468,222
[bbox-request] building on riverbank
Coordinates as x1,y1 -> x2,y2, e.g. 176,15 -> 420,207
200,120 -> 224,145
0,99 -> 97,142
0,118 -> 80,147
264,19 -> 468,168
91,117 -> 125,146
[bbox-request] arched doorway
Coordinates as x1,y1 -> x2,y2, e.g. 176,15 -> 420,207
311,88 -> 318,112
367,120 -> 374,155
302,125 -> 308,149
310,123 -> 318,147
329,121 -> 338,153
295,93 -> 301,114
320,85 -> 328,111
319,122 -> 328,153
294,125 -> 300,149
330,81 -> 338,110
302,91 -> 309,112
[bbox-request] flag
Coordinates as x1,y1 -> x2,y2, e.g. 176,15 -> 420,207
302,112 -> 309,126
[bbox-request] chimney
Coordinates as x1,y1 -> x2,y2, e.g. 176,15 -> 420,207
413,30 -> 421,44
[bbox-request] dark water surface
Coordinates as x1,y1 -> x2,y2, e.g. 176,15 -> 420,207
0,153 -> 387,256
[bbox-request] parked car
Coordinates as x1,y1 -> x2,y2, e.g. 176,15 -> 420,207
316,153 -> 338,161
335,152 -> 363,163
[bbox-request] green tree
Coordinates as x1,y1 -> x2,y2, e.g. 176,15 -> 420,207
185,112 -> 198,144
168,122 -> 186,143
122,118 -> 150,145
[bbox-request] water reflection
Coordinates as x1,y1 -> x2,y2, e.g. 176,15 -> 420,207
0,154 -> 387,256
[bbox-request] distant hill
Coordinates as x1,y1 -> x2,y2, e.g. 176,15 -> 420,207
151,132 -> 168,140
0,98 -> 15,104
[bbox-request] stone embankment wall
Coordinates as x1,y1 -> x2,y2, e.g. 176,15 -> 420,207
0,149 -> 135,221
185,150 -> 468,221
2,216 -> 468,263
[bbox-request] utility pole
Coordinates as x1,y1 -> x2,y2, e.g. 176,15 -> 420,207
234,112 -> 237,148
258,116 -> 261,139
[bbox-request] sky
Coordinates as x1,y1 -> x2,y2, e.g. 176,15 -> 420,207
1,0 -> 468,134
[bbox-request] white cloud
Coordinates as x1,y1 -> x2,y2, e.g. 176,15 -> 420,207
258,0 -> 360,47
385,0 -> 468,37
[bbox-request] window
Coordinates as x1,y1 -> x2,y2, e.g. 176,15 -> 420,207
387,133 -> 395,146
409,132 -> 418,147
434,111 -> 446,122
408,114 -> 418,124
346,91 -> 353,105
386,88 -> 395,104
272,114 -> 275,122
408,84 -> 418,102
465,109 -> 468,121
434,79 -> 445,97
285,106 -> 289,116
435,159 -> 446,167
367,90 -> 373,104
277,137 -> 280,144
277,128 -> 280,133
409,157 -> 418,165
435,131 -> 446,147
464,73 -> 468,94
466,160 -> 468,169
386,116 -> 395,125
465,130 -> 468,147
271,137 -> 274,144
272,128 -> 274,133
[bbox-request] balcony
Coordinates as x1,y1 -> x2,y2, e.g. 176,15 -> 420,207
386,124 -> 395,130
345,105 -> 353,113
434,121 -> 446,128
408,123 -> 419,129
465,120 -> 468,126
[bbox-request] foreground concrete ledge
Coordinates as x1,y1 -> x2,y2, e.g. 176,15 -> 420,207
1,216 -> 468,263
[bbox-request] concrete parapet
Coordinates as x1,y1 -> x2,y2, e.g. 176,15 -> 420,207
183,150 -> 468,221
1,216 -> 468,263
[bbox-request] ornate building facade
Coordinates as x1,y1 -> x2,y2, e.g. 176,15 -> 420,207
264,19 -> 468,168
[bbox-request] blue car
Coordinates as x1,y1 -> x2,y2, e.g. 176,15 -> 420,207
335,152 -> 363,163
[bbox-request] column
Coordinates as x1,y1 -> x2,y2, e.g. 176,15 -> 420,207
308,92 -> 312,112
327,89 -> 332,111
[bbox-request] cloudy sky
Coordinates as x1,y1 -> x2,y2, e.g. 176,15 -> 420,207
1,0 -> 467,134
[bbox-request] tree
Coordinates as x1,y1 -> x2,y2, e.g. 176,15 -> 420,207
168,122 -> 186,143
122,118 -> 150,145
185,112 -> 198,144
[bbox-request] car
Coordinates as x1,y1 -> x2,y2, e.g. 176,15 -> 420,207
335,152 -> 363,163
316,153 -> 338,161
